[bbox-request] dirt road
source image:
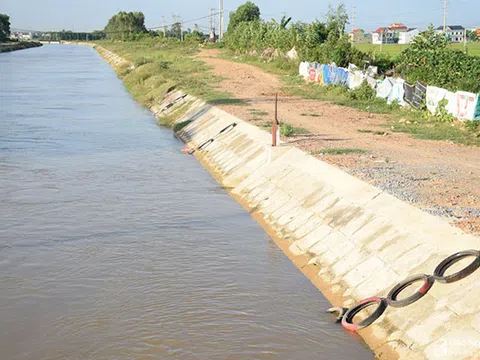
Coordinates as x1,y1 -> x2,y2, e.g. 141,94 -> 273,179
197,49 -> 480,235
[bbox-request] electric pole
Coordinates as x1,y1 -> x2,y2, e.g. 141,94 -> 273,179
443,0 -> 447,32
181,21 -> 184,41
162,16 -> 166,37
219,0 -> 224,40
352,6 -> 355,33
209,8 -> 216,42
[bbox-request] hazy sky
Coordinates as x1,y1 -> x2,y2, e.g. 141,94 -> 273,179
4,0 -> 480,33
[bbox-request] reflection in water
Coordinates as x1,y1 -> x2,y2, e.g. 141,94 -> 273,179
0,45 -> 373,359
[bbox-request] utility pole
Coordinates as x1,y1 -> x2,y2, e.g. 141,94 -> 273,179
219,0 -> 224,40
464,28 -> 467,52
181,21 -> 184,41
209,8 -> 216,42
162,16 -> 166,38
443,0 -> 447,32
380,31 -> 384,52
350,6 -> 355,43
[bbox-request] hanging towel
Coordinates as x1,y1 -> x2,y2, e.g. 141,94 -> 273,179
339,68 -> 350,86
403,82 -> 415,107
376,77 -> 394,99
474,95 -> 480,120
426,86 -> 449,114
348,70 -> 364,89
323,64 -> 332,85
445,91 -> 458,118
387,78 -> 406,106
412,81 -> 427,109
316,67 -> 324,85
456,91 -> 478,121
299,62 -> 310,79
308,68 -> 317,82
366,75 -> 377,90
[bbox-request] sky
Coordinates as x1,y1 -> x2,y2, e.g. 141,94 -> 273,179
4,0 -> 480,33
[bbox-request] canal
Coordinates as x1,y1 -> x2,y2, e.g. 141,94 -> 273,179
0,44 -> 373,359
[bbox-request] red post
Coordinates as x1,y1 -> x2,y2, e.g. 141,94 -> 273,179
272,93 -> 280,146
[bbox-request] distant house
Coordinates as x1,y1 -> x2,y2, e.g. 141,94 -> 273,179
372,23 -> 409,44
348,29 -> 371,44
436,25 -> 465,43
398,28 -> 420,44
372,27 -> 394,44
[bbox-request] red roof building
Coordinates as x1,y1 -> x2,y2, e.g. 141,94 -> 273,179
388,23 -> 408,31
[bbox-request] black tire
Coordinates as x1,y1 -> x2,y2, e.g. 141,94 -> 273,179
197,138 -> 214,150
387,274 -> 434,308
434,250 -> 480,284
341,297 -> 388,332
218,123 -> 237,135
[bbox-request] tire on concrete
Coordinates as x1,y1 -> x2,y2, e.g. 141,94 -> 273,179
387,274 -> 435,308
198,138 -> 214,150
219,123 -> 237,135
341,297 -> 388,332
434,250 -> 480,284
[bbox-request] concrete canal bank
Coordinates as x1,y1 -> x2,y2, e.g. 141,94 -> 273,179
0,41 -> 42,53
94,45 -> 480,360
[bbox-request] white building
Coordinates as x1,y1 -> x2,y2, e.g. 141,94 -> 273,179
372,27 -> 394,44
436,25 -> 465,43
398,28 -> 420,44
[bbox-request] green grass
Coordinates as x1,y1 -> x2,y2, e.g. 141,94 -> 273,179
280,122 -> 310,137
248,109 -> 269,116
355,42 -> 480,59
311,148 -> 368,155
357,129 -> 373,133
94,39 -> 243,125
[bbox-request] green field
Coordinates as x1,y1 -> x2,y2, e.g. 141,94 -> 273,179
355,42 -> 480,58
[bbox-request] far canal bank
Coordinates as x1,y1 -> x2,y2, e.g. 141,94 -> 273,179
0,41 -> 42,53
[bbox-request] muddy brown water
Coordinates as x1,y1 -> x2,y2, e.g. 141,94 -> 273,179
0,45 -> 373,359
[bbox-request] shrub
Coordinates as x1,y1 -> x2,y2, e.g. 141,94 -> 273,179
173,120 -> 192,132
280,123 -> 294,137
396,26 -> 480,93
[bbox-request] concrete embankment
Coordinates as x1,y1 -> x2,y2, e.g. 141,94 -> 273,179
0,41 -> 42,53
94,45 -> 480,360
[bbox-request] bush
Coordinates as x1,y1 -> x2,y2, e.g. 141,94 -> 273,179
173,120 -> 192,132
396,27 -> 480,93
347,81 -> 376,100
280,123 -> 294,137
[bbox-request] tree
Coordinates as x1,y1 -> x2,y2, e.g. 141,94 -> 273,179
325,4 -> 349,39
0,13 -> 11,42
171,22 -> 182,39
227,1 -> 260,32
104,11 -> 147,40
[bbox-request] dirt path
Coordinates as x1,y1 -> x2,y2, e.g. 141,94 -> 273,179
197,49 -> 480,235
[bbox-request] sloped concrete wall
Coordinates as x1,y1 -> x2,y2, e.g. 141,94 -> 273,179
170,99 -> 480,360
94,46 -> 480,360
